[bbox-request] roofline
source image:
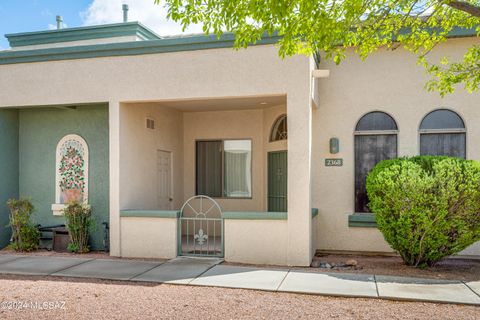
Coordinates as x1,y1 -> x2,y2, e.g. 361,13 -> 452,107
0,26 -> 476,66
5,22 -> 161,48
0,33 -> 281,65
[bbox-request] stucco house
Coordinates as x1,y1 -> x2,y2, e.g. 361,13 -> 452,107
0,11 -> 478,266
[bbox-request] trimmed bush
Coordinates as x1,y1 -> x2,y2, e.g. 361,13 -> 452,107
63,202 -> 94,253
366,156 -> 480,267
6,198 -> 40,252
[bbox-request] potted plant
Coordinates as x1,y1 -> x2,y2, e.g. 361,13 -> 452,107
59,146 -> 85,203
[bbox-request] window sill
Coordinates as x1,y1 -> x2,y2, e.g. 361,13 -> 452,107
51,204 -> 66,216
348,213 -> 377,228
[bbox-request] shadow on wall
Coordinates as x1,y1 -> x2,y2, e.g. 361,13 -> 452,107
0,109 -> 19,248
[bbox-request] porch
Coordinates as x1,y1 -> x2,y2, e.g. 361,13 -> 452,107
116,95 -> 315,266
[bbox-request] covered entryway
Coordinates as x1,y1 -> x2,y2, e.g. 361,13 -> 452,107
268,151 -> 288,212
178,196 -> 224,257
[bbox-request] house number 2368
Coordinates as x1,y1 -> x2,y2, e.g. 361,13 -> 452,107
325,159 -> 343,167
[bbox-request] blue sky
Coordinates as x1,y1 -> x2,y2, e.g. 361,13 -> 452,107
0,1 -> 91,48
0,0 -> 203,49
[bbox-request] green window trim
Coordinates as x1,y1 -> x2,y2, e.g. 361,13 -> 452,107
348,213 -> 377,228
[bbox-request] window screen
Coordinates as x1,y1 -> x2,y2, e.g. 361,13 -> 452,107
354,112 -> 398,213
419,109 -> 466,159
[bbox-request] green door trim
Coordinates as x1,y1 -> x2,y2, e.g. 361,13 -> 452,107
267,150 -> 288,212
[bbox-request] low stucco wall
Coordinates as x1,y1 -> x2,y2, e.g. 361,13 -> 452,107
224,218 -> 288,266
120,216 -> 178,259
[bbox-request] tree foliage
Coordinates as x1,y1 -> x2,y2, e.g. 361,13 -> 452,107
158,0 -> 480,95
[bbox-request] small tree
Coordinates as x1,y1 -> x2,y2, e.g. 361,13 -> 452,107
63,202 -> 94,253
6,198 -> 39,252
367,156 -> 480,267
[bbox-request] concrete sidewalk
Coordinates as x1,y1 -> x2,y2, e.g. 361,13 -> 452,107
0,255 -> 478,306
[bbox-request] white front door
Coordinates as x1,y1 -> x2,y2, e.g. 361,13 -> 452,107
157,150 -> 172,209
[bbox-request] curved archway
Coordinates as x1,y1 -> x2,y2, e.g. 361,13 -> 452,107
270,114 -> 287,142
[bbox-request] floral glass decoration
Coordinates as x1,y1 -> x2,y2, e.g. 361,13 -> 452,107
55,135 -> 89,204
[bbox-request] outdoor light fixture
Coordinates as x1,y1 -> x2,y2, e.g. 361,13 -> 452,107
329,137 -> 339,154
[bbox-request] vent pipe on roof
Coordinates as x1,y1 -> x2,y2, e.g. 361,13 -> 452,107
122,4 -> 129,22
56,15 -> 63,30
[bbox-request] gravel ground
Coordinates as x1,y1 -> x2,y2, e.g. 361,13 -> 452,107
304,254 -> 480,281
0,275 -> 478,320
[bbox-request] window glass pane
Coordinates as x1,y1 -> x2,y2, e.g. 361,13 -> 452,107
354,135 -> 397,212
420,109 -> 464,130
420,133 -> 466,158
356,112 -> 397,131
224,140 -> 252,198
196,141 -> 222,197
270,115 -> 288,141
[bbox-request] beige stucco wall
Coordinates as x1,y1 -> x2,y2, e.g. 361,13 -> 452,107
120,217 -> 177,259
224,219 -> 288,265
183,105 -> 287,212
120,103 -> 184,210
313,37 -> 480,255
0,44 -> 313,264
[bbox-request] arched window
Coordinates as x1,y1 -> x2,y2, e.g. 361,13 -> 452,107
270,114 -> 287,142
354,112 -> 398,213
419,109 -> 466,158
55,134 -> 89,205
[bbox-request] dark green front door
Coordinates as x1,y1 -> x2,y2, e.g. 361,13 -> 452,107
268,151 -> 287,212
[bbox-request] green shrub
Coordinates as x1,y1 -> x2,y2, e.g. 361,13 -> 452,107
366,156 -> 480,267
6,198 -> 40,252
63,202 -> 94,253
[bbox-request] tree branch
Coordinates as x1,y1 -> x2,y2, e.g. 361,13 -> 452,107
445,1 -> 480,17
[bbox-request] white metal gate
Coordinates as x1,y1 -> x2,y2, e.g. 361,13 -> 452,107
178,195 -> 223,257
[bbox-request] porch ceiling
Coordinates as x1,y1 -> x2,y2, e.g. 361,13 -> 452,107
128,95 -> 286,112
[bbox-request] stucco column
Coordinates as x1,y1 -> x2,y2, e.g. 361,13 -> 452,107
286,91 -> 313,266
109,101 -> 121,256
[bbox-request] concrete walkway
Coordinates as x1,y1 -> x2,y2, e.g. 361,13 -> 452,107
0,255 -> 478,306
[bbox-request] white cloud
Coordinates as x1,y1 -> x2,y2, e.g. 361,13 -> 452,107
81,0 -> 204,36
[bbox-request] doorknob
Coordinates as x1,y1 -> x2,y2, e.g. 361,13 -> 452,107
169,198 -> 173,201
